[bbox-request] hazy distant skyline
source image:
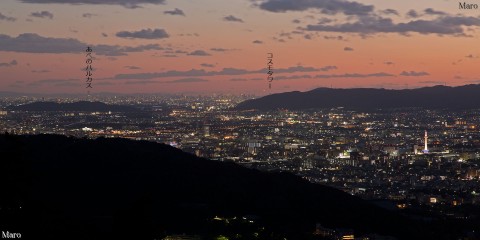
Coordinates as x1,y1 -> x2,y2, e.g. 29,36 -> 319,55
1,0 -> 480,94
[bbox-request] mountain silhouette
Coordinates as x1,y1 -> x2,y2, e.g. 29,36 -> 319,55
8,101 -> 139,112
236,85 -> 480,110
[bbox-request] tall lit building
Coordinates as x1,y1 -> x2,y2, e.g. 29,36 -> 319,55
203,125 -> 210,137
423,130 -> 429,154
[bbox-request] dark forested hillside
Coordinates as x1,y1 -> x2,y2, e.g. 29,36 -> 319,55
0,134 -> 430,239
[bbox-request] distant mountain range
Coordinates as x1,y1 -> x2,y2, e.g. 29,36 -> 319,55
0,91 -> 184,98
236,84 -> 480,110
0,134 -> 431,239
8,101 -> 139,112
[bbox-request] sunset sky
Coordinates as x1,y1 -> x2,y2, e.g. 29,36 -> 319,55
1,0 -> 480,94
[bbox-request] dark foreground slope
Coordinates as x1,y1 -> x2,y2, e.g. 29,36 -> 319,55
1,134 -> 427,239
236,85 -> 480,111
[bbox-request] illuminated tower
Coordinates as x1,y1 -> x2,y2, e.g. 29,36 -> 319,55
423,130 -> 429,154
203,125 -> 210,137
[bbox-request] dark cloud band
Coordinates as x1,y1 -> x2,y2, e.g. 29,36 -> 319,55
0,33 -> 162,56
256,0 -> 374,16
18,0 -> 165,8
114,65 -> 338,80
116,28 -> 169,39
305,15 -> 480,36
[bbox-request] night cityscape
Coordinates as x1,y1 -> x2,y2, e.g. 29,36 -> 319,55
3,0 -> 480,239
1,89 -> 480,239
